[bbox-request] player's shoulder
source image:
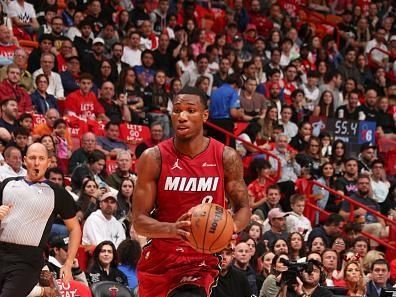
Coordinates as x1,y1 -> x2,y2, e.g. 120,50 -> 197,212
222,145 -> 240,163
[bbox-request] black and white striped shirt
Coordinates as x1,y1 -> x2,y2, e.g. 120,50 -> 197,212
0,177 -> 77,249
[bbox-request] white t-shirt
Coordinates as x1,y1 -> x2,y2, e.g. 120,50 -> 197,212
8,0 -> 36,24
121,46 -> 142,67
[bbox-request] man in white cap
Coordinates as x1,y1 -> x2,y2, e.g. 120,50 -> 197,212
81,36 -> 105,76
82,191 -> 126,248
262,208 -> 289,247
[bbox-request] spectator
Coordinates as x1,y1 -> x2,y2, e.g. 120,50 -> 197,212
340,175 -> 387,248
279,105 -> 298,140
39,134 -> 56,156
96,121 -> 129,158
143,69 -> 171,137
308,213 -> 344,247
129,0 -> 150,28
98,82 -> 131,124
56,39 -> 74,73
232,241 -> 258,296
117,239 -> 141,290
0,146 -> 26,181
47,235 -> 88,285
84,0 -> 103,36
312,90 -> 335,118
309,235 -> 327,254
287,232 -> 306,261
6,126 -> 29,157
207,74 -> 240,148
121,31 -> 142,67
115,177 -> 135,225
247,158 -> 273,213
139,20 -> 158,51
73,19 -> 94,59
290,121 -> 312,152
365,26 -> 389,68
335,158 -> 359,197
0,98 -> 19,135
97,23 -> 119,58
64,73 -> 108,120
60,55 -> 81,96
86,240 -> 128,286
83,192 -> 126,247
27,34 -> 56,74
81,37 -> 106,77
109,42 -> 128,80
30,74 -> 58,114
338,47 -> 362,86
270,134 -> 300,208
93,59 -> 117,88
180,53 -> 213,95
32,53 -> 64,99
0,25 -> 18,67
134,49 -> 156,88
68,132 -> 97,174
295,136 -> 323,179
0,48 -> 33,93
330,139 -> 347,177
106,150 -> 135,190
175,45 -> 195,78
76,178 -> 99,222
213,57 -> 231,89
358,142 -> 376,174
0,64 -> 33,115
153,33 -> 174,77
263,208 -> 289,247
8,0 -> 39,40
135,122 -> 165,158
259,253 -> 289,297
344,260 -> 366,296
370,160 -> 390,204
212,245 -> 252,297
239,77 -> 267,122
319,70 -> 343,111
366,259 -> 393,297
286,194 -> 312,236
336,88 -> 360,120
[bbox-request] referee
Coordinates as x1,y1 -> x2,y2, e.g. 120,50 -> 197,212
0,143 -> 81,297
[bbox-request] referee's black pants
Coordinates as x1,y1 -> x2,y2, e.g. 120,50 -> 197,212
0,242 -> 44,297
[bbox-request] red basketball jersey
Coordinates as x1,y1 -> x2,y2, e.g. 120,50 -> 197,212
156,137 -> 226,226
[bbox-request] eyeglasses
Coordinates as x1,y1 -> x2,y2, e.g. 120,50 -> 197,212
334,241 -> 345,246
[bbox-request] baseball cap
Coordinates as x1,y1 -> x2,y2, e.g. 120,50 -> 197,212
99,191 -> 118,202
268,208 -> 288,220
390,35 -> 396,42
93,37 -> 105,45
245,24 -> 257,32
49,235 -> 69,249
233,35 -> 243,42
359,142 -> 376,153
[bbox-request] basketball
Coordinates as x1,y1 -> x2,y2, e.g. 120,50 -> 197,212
187,203 -> 234,254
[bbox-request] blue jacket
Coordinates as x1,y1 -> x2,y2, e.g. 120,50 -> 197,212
30,90 -> 58,114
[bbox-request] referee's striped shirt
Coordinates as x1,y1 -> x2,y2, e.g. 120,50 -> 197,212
0,177 -> 77,249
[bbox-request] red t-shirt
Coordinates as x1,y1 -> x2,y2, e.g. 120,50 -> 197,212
248,179 -> 272,203
64,90 -> 105,120
0,43 -> 18,65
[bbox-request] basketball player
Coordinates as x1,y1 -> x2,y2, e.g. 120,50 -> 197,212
0,143 -> 81,297
132,86 -> 251,297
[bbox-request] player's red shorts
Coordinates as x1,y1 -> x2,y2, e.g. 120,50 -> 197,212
137,239 -> 220,297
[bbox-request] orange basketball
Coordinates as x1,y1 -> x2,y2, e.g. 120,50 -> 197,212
187,203 -> 234,254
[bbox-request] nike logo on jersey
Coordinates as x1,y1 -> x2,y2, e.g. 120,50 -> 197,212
180,276 -> 201,283
202,162 -> 216,167
164,177 -> 219,192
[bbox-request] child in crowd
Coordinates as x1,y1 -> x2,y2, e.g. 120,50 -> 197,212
286,194 -> 312,238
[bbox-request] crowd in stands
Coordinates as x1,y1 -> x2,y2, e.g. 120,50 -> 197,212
0,0 -> 394,295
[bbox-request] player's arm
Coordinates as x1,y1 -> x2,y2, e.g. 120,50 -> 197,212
223,146 -> 251,233
132,147 -> 191,239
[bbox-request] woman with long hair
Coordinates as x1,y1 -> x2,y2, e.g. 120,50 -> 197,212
94,59 -> 117,87
271,238 -> 289,256
116,67 -> 144,123
76,178 -> 99,221
331,236 -> 347,270
344,260 -> 366,296
258,106 -> 278,142
214,32 -> 227,57
313,90 -> 335,117
313,162 -> 340,218
259,253 -> 289,297
117,239 -> 141,290
87,240 -> 128,286
342,78 -> 358,106
309,235 -> 327,254
116,10 -> 133,40
175,45 -> 195,77
191,29 -> 208,58
287,232 -> 306,261
115,177 -> 135,221
330,139 -> 347,177
195,76 -> 211,96
39,134 -> 56,155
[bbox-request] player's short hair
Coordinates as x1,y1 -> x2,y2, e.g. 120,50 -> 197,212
176,86 -> 208,109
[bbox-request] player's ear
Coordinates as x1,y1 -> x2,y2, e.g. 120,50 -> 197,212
203,109 -> 209,122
